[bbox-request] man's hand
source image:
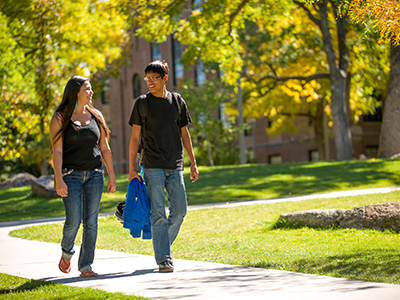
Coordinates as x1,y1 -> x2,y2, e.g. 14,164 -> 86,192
129,170 -> 141,182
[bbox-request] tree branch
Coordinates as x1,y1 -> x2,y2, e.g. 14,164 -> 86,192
166,0 -> 187,14
294,0 -> 321,26
226,0 -> 251,44
255,72 -> 331,84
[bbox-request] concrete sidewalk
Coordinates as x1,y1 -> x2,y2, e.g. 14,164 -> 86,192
1,187 -> 400,299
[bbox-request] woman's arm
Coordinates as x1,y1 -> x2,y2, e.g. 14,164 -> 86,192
98,113 -> 117,193
49,114 -> 68,197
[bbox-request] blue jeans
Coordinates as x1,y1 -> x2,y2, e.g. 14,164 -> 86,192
61,168 -> 104,273
144,168 -> 187,264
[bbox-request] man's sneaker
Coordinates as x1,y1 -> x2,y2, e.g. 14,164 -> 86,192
159,260 -> 174,273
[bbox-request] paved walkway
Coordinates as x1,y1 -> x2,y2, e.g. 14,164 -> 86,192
1,187 -> 400,299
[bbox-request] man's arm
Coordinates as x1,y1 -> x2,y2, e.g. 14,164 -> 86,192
129,125 -> 142,182
181,126 -> 199,183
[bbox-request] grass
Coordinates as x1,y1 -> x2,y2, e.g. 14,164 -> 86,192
10,191 -> 400,285
1,158 -> 400,222
3,158 -> 400,295
0,273 -> 149,299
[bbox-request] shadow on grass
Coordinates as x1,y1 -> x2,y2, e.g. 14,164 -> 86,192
186,159 -> 400,204
0,278 -> 54,295
0,189 -> 65,222
251,249 -> 400,284
0,182 -> 124,222
2,159 -> 400,220
270,217 -> 344,230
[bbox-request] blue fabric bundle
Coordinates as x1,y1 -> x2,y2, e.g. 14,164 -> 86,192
122,177 -> 152,239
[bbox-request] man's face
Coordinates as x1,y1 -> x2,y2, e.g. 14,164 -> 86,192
145,72 -> 167,95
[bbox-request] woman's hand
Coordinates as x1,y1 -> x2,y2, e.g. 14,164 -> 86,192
56,178 -> 68,197
107,178 -> 117,193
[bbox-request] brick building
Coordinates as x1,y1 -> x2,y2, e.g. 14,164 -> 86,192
93,36 -> 382,174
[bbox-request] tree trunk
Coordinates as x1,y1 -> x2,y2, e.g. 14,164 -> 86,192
378,44 -> 400,158
314,100 -> 326,160
318,0 -> 353,160
330,73 -> 353,160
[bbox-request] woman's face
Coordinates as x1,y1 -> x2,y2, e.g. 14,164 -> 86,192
76,81 -> 94,106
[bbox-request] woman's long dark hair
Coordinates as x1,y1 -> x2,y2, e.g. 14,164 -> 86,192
51,75 -> 110,147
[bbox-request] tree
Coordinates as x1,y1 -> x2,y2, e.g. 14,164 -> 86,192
344,0 -> 400,45
238,14 -> 332,160
127,0 -> 355,160
343,0 -> 400,157
294,0 -> 354,160
240,1 -> 388,160
0,0 -> 129,174
177,78 -> 239,166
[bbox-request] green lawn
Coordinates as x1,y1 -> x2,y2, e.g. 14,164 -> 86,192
10,191 -> 400,285
1,158 -> 400,222
0,273 -> 149,299
3,159 -> 400,293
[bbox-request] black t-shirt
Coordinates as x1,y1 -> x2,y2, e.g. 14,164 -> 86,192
62,114 -> 102,170
129,91 -> 192,170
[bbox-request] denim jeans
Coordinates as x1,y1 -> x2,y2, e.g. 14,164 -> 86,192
144,168 -> 187,264
61,168 -> 104,273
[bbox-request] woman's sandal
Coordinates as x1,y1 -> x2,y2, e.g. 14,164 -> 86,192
80,270 -> 99,277
58,257 -> 71,274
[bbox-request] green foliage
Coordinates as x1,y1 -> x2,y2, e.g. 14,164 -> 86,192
342,0 -> 400,45
128,0 -> 387,161
239,13 -> 331,137
348,33 -> 390,121
0,0 -> 129,172
177,78 -> 239,166
0,158 -> 41,182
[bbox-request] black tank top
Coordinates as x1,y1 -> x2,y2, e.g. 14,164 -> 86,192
62,114 -> 102,170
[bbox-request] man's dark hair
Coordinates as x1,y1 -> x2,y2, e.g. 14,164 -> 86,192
145,60 -> 169,78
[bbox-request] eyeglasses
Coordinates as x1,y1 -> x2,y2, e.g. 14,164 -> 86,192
143,75 -> 161,82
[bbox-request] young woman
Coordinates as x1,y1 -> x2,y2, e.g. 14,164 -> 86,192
50,76 -> 116,277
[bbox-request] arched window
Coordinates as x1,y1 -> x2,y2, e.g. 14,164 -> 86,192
172,37 -> 184,87
133,74 -> 141,99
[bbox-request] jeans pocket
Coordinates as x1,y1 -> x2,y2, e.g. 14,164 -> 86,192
94,168 -> 104,174
62,169 -> 74,177
94,168 -> 104,180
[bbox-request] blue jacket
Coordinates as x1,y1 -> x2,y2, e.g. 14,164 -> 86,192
122,178 -> 152,239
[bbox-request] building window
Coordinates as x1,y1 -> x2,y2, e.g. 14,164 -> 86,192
309,150 -> 319,162
172,37 -> 184,87
365,146 -> 379,158
101,79 -> 110,104
363,106 -> 382,122
219,103 -> 229,127
132,74 -> 141,98
196,60 -> 206,85
269,155 -> 282,164
151,43 -> 161,61
244,119 -> 253,136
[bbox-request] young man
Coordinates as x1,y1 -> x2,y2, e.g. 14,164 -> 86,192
128,60 -> 199,272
